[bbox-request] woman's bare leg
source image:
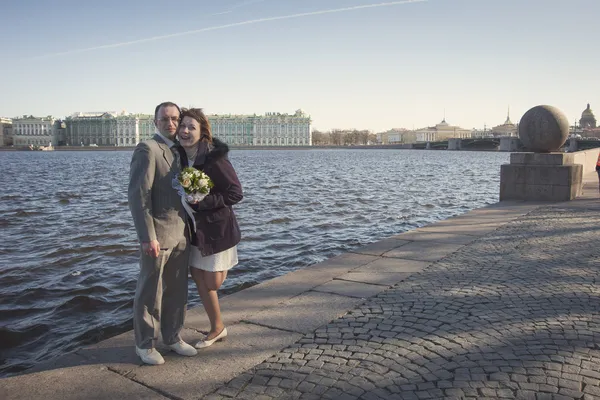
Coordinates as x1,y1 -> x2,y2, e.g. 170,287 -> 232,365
191,268 -> 227,340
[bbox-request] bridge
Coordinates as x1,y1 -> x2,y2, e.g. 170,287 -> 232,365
409,137 -> 600,152
566,138 -> 600,151
408,137 -> 518,151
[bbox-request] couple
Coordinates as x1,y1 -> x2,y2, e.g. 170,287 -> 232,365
127,101 -> 243,365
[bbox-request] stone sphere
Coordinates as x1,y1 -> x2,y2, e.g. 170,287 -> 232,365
518,105 -> 569,152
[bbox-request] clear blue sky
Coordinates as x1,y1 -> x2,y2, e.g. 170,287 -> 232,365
1,0 -> 598,132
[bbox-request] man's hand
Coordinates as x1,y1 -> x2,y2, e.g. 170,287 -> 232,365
141,240 -> 160,258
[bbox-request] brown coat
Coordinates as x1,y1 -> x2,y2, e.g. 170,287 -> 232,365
179,139 -> 243,256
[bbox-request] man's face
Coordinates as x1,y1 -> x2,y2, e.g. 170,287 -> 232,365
154,105 -> 180,140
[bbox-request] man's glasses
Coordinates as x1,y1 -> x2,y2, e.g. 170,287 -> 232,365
157,116 -> 180,123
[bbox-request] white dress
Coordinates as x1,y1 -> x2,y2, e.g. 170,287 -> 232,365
187,158 -> 239,272
189,245 -> 238,272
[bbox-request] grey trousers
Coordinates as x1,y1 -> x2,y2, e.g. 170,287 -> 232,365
133,237 -> 190,349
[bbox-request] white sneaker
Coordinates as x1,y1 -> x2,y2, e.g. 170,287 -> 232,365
168,340 -> 198,356
136,347 -> 165,365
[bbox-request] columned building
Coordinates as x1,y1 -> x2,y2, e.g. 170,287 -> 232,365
11,109 -> 310,147
209,109 -> 311,146
65,112 -> 140,146
12,115 -> 56,147
137,115 -> 155,141
0,117 -> 12,146
414,118 -> 472,142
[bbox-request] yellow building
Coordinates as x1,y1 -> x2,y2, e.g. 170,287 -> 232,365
491,108 -> 518,137
0,117 -> 12,146
376,128 -> 412,144
414,118 -> 472,142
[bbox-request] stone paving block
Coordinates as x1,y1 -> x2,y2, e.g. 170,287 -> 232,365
0,365 -> 166,400
312,279 -> 388,299
354,257 -> 429,273
335,271 -> 413,286
415,221 -> 504,236
391,230 -> 477,245
244,291 -> 365,334
24,350 -> 90,374
351,238 -> 411,256
433,215 -> 513,227
55,330 -> 141,373
382,241 -> 465,262
106,323 -> 302,400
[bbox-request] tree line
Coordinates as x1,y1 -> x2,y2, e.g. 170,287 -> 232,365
311,129 -> 378,146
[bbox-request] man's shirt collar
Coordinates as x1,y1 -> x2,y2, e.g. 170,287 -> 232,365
157,132 -> 176,148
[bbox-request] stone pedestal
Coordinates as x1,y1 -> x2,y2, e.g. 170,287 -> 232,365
499,137 -> 521,152
500,152 -> 582,201
447,138 -> 462,150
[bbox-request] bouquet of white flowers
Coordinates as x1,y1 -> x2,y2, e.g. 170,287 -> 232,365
177,167 -> 214,203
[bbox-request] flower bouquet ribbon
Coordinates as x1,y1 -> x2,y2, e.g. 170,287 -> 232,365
172,167 -> 214,232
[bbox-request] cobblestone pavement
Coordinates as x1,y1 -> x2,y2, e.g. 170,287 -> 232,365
205,202 -> 600,400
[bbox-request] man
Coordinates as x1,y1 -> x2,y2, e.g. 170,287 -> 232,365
128,101 -> 197,364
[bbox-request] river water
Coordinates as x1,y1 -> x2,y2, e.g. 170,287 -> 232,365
0,149 -> 508,376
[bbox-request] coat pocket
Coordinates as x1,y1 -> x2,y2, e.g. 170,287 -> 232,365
204,207 -> 230,240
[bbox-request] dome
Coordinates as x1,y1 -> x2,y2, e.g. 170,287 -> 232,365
579,103 -> 597,128
582,103 -> 595,117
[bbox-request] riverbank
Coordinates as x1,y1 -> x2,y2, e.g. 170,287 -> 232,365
0,144 -> 504,151
0,145 -> 408,151
3,171 -> 598,399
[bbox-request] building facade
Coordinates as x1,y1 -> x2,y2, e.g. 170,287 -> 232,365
209,109 -> 311,146
65,112 -> 141,146
376,128 -> 414,144
0,117 -> 12,146
414,119 -> 472,142
138,115 -> 156,142
12,115 -> 56,147
7,109 -> 310,147
491,109 -> 518,137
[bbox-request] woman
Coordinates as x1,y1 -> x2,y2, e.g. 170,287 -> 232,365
177,108 -> 243,348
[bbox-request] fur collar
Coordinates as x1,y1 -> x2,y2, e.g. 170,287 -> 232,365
192,138 -> 229,167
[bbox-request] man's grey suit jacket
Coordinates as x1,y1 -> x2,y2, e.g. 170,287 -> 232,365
128,134 -> 187,249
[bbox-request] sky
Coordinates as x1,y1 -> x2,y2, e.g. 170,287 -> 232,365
1,0 -> 598,132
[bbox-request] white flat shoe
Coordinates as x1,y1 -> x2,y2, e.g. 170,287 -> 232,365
195,327 -> 228,349
136,347 -> 165,365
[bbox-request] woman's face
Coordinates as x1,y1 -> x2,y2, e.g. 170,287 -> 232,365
177,116 -> 201,148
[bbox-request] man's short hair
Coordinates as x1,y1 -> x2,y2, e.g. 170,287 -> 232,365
154,102 -> 181,120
